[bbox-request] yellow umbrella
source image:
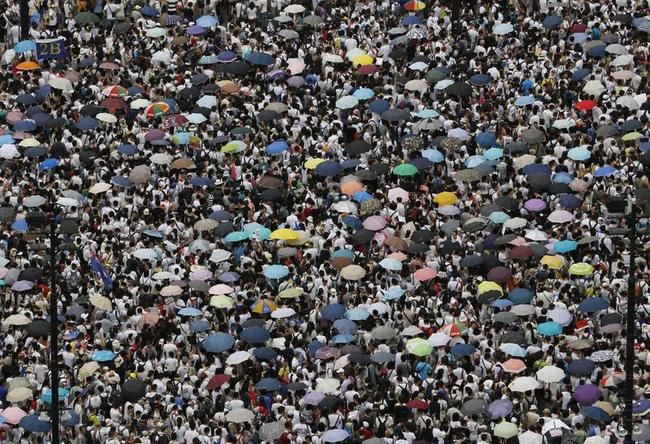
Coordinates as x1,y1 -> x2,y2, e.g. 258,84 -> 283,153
478,281 -> 503,295
279,287 -> 303,298
210,295 -> 235,308
433,192 -> 458,206
286,231 -> 310,246
304,158 -> 325,169
621,131 -> 642,141
540,255 -> 566,270
251,299 -> 278,314
352,54 -> 374,67
18,138 -> 41,147
270,228 -> 298,240
569,262 -> 594,276
89,295 -> 112,311
78,361 -> 100,379
341,264 -> 366,281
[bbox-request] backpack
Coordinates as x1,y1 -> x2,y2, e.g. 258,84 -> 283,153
376,416 -> 388,438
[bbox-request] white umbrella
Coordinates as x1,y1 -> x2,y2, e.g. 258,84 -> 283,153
88,182 -> 112,194
332,201 -> 358,214
323,53 -> 344,64
151,271 -> 179,280
547,308 -> 572,326
48,77 -> 73,91
151,50 -> 171,65
404,79 -> 427,92
584,437 -> 607,444
334,355 -> 349,370
133,248 -> 158,260
89,294 -> 112,311
209,249 -> 232,263
56,197 -> 79,207
271,307 -> 296,319
514,154 -> 536,169
525,229 -> 548,241
6,387 -> 32,402
96,112 -> 117,123
0,144 -> 19,159
617,96 -> 640,110
225,408 -> 254,423
605,43 -> 627,55
518,430 -> 543,444
340,264 -> 366,281
493,23 -> 514,35
509,376 -> 540,392
130,98 -> 151,109
428,332 -> 451,346
78,361 -> 100,379
402,326 -> 424,337
541,418 -> 569,435
226,351 -> 251,365
284,4 -> 305,13
149,153 -> 173,165
503,217 -> 527,230
510,304 -> 536,316
4,314 -> 30,326
583,80 -> 605,97
536,365 -> 565,383
196,95 -> 217,108
611,54 -> 633,66
160,285 -> 183,297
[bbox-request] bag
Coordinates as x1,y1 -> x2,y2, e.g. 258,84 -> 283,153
376,416 -> 388,438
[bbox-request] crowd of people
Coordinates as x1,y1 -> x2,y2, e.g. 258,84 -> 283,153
0,0 -> 649,443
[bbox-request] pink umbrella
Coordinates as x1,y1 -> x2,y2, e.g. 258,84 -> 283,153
524,198 -> 546,212
414,267 -> 437,281
129,165 -> 152,184
6,111 -> 23,125
0,406 -> 27,424
570,179 -> 589,192
304,391 -> 326,406
501,358 -> 526,374
315,346 -> 339,360
509,237 -> 528,246
363,215 -> 388,231
388,187 -> 409,202
548,209 -> 574,223
190,269 -> 213,281
144,129 -> 166,141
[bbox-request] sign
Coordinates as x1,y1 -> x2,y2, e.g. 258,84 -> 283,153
35,38 -> 66,60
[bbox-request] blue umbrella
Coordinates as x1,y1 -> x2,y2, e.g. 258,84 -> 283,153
203,333 -> 235,353
320,303 -> 346,321
308,340 -> 326,356
371,352 -> 395,363
117,144 -> 139,155
567,147 -> 591,161
91,350 -> 116,362
39,158 -> 60,170
16,94 -> 37,105
578,297 -> 609,313
421,149 -> 445,163
0,135 -> 15,145
76,57 -> 96,68
552,172 -> 575,184
24,146 -> 46,158
224,231 -> 249,242
559,195 -> 582,209
322,430 -> 349,443
521,79 -> 534,91
61,411 -> 80,427
263,265 -> 289,279
143,229 -> 164,238
582,406 -> 611,422
11,219 -> 28,232
197,15 -> 218,27
210,210 -> 233,221
218,272 -> 240,283
14,119 -> 37,132
409,157 -> 432,170
266,140 -> 289,155
484,147 -> 503,160
111,176 -> 134,188
639,142 -> 650,153
465,155 -> 485,168
342,160 -> 362,171
345,308 -> 369,321
633,399 -> 650,416
352,88 -> 375,100
332,333 -> 356,344
141,5 -> 159,15
352,192 -> 373,203
571,68 -> 591,82
128,86 -> 144,96
416,109 -> 439,118
255,378 -> 282,391
542,15 -> 563,28
189,319 -> 211,333
620,120 -> 641,132
537,321 -> 563,336
594,165 -> 617,177
491,299 -> 513,309
41,387 -> 70,404
33,113 -> 51,127
315,160 -> 343,177
514,95 -> 535,106
14,40 -> 36,53
240,326 -> 271,343
368,99 -> 390,114
216,50 -> 238,62
74,116 -> 99,132
178,307 -> 203,317
189,177 -> 215,187
451,343 -> 476,357
245,51 -> 275,66
20,414 -> 51,432
333,319 -> 358,333
383,287 -> 405,301
469,74 -> 491,85
342,215 -> 363,229
567,359 -> 596,376
253,347 -> 278,361
500,343 -> 527,357
401,15 -> 422,25
332,249 -> 354,259
523,163 -> 552,176
554,240 -> 578,253
587,45 -> 606,59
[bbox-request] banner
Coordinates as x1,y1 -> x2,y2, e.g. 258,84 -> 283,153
35,38 -> 66,60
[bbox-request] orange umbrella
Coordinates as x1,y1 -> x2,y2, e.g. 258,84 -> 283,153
387,252 -> 408,262
16,61 -> 40,71
502,358 -> 526,374
341,181 -> 363,196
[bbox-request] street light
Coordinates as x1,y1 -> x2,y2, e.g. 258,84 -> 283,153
605,197 -> 650,444
24,209 -> 78,444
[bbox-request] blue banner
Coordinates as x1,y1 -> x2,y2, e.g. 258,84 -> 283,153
35,38 -> 66,60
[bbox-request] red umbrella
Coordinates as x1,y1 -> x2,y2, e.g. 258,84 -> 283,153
508,246 -> 533,260
170,114 -> 189,125
99,61 -> 120,70
358,65 -> 379,75
575,100 -> 597,111
207,374 -> 231,389
571,23 -> 587,33
101,97 -> 127,110
406,399 -> 429,410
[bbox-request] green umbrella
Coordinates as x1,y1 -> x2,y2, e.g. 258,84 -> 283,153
568,262 -> 594,276
75,12 -> 100,24
494,421 -> 518,439
406,338 -> 433,356
393,163 -> 418,176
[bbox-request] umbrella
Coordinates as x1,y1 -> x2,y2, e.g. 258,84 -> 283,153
509,376 -> 540,392
322,430 -> 349,443
255,378 -> 283,392
578,297 -> 609,313
263,265 -> 289,279
321,304 -> 346,321
226,409 -> 255,423
567,359 -> 596,376
240,326 -> 270,344
406,338 -> 433,356
20,413 -> 51,432
575,383 -> 602,406
536,365 -> 565,383
494,421 -> 518,439
91,350 -> 116,362
203,333 -> 235,353
487,399 -> 514,420
259,422 -> 284,441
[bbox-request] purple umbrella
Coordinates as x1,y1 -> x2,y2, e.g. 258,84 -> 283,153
187,25 -> 205,35
487,266 -> 512,284
574,383 -> 601,406
314,346 -> 339,360
487,399 -> 514,420
11,280 -> 35,292
189,269 -> 213,281
363,215 -> 388,231
145,129 -> 165,141
524,198 -> 546,212
304,391 -> 326,406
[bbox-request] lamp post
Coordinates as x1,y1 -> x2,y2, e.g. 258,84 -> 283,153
20,0 -> 29,40
25,210 -> 78,444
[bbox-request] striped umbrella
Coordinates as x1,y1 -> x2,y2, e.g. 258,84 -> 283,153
145,102 -> 170,118
102,85 -> 128,97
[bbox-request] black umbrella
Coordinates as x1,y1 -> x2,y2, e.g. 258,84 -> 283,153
191,106 -> 211,116
202,84 -> 220,94
80,104 -> 105,116
381,108 -> 410,122
369,163 -> 390,175
0,207 -> 16,223
355,170 -> 378,181
20,268 -> 43,282
213,222 -> 234,237
493,312 -> 519,323
26,319 -> 50,337
522,128 -> 546,144
121,379 -> 146,402
319,396 -> 341,411
257,110 -> 279,122
190,73 -> 208,85
495,233 -> 518,246
460,255 -> 483,268
501,331 -> 526,345
445,82 -> 472,97
349,353 -> 371,365
178,86 -> 200,100
113,22 -> 131,35
478,290 -> 502,304
242,318 -> 265,328
45,117 -> 67,129
505,142 -> 528,154
345,140 -> 371,155
494,196 -> 518,211
528,242 -> 548,257
223,61 -> 252,75
352,229 -> 375,245
259,189 -> 284,201
410,229 -> 435,243
287,382 -> 308,391
79,150 -> 98,165
406,242 -> 429,254
528,172 -> 551,190
548,183 -> 571,194
460,398 -> 486,416
438,240 -> 462,254
480,203 -> 503,216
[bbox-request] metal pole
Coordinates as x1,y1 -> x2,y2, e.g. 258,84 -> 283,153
623,203 -> 637,444
50,217 -> 60,444
20,0 -> 30,40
